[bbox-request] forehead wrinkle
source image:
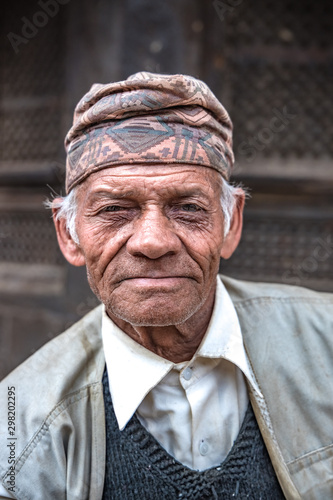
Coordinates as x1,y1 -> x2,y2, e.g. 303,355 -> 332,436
78,165 -> 223,204
97,169 -> 196,178
87,180 -> 214,203
84,163 -> 218,180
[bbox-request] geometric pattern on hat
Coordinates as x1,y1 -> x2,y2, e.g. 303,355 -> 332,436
105,117 -> 173,154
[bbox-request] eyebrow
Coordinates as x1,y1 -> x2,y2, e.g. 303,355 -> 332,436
171,188 -> 211,201
88,189 -> 135,200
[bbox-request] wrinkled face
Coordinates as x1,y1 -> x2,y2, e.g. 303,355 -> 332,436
73,164 -> 228,326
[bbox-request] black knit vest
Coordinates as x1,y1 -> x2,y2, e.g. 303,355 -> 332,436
102,369 -> 285,499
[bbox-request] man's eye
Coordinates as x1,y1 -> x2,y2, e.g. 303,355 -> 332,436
103,205 -> 124,212
181,204 -> 200,212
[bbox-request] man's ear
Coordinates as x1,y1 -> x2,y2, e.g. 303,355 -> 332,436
220,189 -> 245,259
52,201 -> 86,267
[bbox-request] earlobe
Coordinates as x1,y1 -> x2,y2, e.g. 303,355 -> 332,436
220,190 -> 245,260
52,207 -> 86,267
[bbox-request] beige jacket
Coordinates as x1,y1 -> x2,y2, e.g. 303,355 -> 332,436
0,276 -> 333,499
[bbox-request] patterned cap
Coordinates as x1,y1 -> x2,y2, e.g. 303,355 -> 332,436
65,71 -> 234,192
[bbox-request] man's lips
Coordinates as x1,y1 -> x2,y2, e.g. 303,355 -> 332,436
123,275 -> 188,280
118,275 -> 195,286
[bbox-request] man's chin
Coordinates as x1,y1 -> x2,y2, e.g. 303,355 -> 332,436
105,300 -> 202,327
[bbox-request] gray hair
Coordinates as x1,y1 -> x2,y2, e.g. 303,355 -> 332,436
45,189 -> 80,244
48,177 -> 244,245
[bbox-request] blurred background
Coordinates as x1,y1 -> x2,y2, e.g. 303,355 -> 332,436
1,0 -> 332,378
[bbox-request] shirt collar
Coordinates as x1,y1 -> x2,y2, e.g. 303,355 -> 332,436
102,276 -> 262,430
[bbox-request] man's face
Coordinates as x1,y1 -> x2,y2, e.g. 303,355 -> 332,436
68,164 -> 233,326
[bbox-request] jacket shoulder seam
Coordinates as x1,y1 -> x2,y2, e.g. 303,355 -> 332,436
287,443 -> 333,466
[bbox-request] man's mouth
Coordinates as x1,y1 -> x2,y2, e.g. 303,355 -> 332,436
120,276 -> 192,287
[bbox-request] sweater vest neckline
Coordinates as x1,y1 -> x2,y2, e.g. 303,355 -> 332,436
102,368 -> 285,499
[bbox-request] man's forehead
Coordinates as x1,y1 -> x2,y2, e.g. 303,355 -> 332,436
78,164 -> 222,198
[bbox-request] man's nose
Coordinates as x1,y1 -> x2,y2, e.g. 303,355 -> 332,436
126,207 -> 182,259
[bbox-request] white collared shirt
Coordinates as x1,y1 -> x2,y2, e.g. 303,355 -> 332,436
102,276 -> 261,471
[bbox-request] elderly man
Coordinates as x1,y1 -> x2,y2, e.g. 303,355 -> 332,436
0,72 -> 332,500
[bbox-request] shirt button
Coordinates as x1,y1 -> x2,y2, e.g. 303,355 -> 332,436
199,440 -> 209,456
182,367 -> 192,380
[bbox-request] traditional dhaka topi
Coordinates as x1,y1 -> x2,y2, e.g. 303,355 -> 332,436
65,71 -> 234,193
